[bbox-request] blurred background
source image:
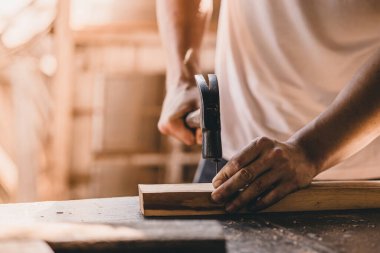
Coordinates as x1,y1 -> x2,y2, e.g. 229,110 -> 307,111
0,0 -> 220,203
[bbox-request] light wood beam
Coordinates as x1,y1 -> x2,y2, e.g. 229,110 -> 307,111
139,181 -> 380,216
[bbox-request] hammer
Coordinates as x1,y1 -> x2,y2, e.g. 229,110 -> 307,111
185,74 -> 223,174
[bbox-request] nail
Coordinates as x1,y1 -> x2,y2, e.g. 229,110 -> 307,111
211,192 -> 223,203
212,179 -> 223,188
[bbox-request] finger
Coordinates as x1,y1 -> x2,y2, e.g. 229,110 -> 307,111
195,128 -> 202,145
211,155 -> 274,204
212,137 -> 273,188
248,182 -> 296,212
170,121 -> 195,145
224,168 -> 285,213
184,109 -> 201,129
158,119 -> 195,145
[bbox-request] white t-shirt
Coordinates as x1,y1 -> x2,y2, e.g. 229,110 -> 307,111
215,0 -> 380,179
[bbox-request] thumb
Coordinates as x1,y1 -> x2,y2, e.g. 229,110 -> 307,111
196,128 -> 202,145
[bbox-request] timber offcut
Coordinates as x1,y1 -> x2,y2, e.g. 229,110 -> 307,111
139,181 -> 380,216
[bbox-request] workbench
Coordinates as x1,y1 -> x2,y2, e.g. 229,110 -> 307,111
0,196 -> 379,253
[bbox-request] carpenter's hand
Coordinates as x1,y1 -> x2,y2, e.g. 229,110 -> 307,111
158,85 -> 202,145
211,137 -> 318,212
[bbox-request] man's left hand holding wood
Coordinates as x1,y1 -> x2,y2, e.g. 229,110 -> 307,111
211,137 -> 317,213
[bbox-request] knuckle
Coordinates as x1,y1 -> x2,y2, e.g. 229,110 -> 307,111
239,168 -> 254,182
257,136 -> 271,147
214,169 -> 228,184
229,159 -> 243,172
273,147 -> 285,158
220,183 -> 234,197
157,122 -> 169,134
221,171 -> 230,181
253,179 -> 264,193
253,160 -> 263,169
266,148 -> 284,161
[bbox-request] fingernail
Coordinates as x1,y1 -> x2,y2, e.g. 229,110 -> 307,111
211,192 -> 223,203
212,179 -> 223,188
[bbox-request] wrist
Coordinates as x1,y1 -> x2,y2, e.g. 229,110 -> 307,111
166,49 -> 201,90
166,69 -> 199,92
286,137 -> 322,177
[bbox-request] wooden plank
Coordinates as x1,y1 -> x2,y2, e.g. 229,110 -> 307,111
139,181 -> 380,216
0,222 -> 225,253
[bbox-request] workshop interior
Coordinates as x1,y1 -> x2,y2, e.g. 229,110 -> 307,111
0,0 -> 218,203
0,0 -> 380,252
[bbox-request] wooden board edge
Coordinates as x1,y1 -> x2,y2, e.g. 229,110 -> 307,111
140,181 -> 380,217
138,184 -> 145,216
139,183 -> 214,193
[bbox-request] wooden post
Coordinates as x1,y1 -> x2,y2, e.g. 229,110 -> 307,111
0,240 -> 53,253
164,138 -> 184,183
50,0 -> 74,199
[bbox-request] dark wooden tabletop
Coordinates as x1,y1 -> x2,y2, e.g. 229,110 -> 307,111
0,196 -> 378,253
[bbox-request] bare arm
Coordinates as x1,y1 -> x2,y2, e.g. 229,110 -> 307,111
212,49 -> 380,212
290,49 -> 380,173
157,0 -> 212,145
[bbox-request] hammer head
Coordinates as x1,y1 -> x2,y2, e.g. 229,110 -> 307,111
194,74 -> 222,160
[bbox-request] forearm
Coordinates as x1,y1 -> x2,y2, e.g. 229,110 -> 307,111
156,0 -> 212,89
289,49 -> 380,173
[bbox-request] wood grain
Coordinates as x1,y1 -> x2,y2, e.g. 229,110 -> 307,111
0,195 -> 379,252
139,181 -> 380,216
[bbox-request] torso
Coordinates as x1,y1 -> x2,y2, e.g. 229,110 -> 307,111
216,0 -> 380,179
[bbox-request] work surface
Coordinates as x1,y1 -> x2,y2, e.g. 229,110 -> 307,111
0,196 -> 379,253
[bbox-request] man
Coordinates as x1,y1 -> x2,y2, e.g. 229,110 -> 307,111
156,0 -> 380,212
